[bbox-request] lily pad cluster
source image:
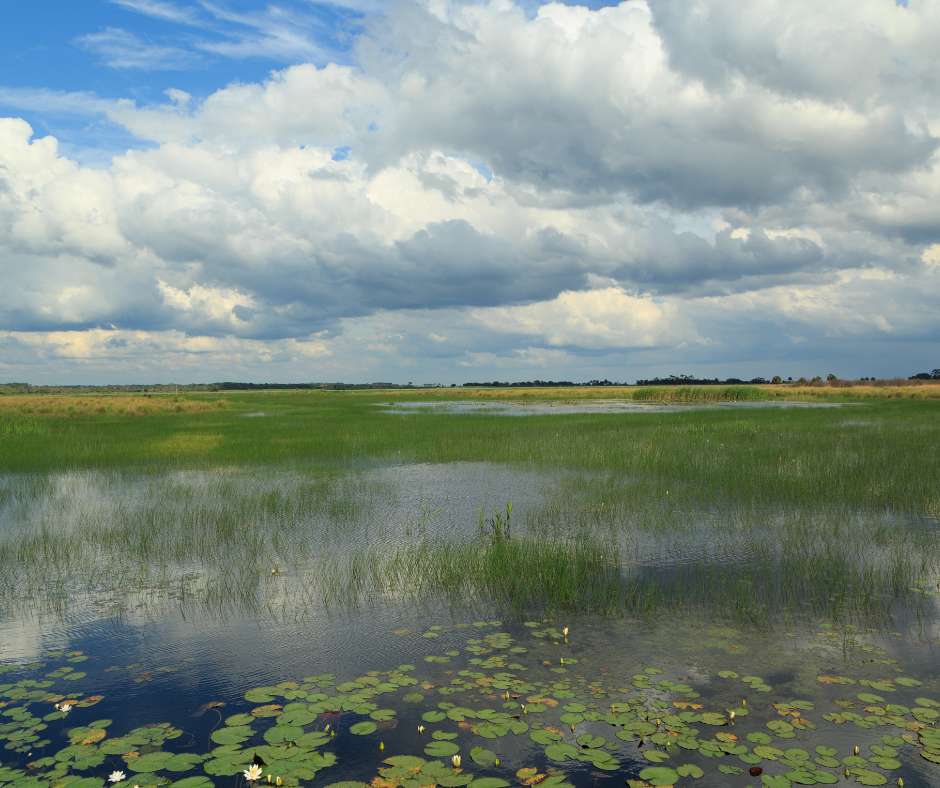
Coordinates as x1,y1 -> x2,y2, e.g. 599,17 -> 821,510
1,623 -> 939,788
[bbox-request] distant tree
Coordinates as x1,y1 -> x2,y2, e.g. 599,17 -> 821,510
826,373 -> 838,382
811,376 -> 822,382
771,375 -> 782,384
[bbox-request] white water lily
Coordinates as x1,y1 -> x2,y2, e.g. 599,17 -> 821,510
109,771 -> 126,783
243,764 -> 263,782
57,703 -> 73,715
452,755 -> 461,768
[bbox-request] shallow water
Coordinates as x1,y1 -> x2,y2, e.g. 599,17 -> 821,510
380,400 -> 846,416
1,457 -> 940,788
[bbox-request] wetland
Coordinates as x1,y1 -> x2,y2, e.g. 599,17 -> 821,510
0,389 -> 938,788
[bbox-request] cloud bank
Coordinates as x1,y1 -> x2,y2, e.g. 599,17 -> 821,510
1,0 -> 939,382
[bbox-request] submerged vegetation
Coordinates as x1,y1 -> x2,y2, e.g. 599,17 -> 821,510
0,392 -> 937,628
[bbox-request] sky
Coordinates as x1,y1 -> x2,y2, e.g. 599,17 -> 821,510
1,0 -> 939,385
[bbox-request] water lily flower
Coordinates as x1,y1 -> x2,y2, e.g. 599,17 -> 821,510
418,726 -> 425,734
729,711 -> 735,724
854,746 -> 859,755
267,774 -> 273,784
563,628 -> 568,636
742,700 -> 746,707
452,756 -> 461,768
109,772 -> 126,783
276,778 -> 282,787
243,765 -> 263,782
494,759 -> 499,767
57,703 -> 73,715
379,742 -> 384,751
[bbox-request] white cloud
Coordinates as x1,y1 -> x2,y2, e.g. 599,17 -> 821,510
74,28 -> 201,70
2,0 -> 940,382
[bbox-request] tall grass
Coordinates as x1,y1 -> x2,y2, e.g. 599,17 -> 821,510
0,394 -> 937,628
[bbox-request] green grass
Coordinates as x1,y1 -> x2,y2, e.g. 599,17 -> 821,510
0,392 -> 938,626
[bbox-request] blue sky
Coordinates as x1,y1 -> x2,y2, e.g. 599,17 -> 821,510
1,0 -> 939,384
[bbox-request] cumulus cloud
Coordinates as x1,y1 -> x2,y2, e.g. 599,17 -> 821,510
2,0 -> 940,381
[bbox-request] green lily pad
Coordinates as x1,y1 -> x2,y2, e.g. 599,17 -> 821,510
168,777 -> 213,788
718,765 -> 743,775
677,764 -> 703,778
643,751 -> 670,763
424,741 -> 459,757
544,743 -> 578,762
350,722 -> 377,736
403,693 -> 424,702
760,777 -> 791,788
323,782 -> 370,788
718,671 -> 740,679
470,747 -> 497,766
211,726 -> 253,745
748,732 -> 773,745
850,770 -> 887,786
422,712 -> 446,722
467,780 -> 508,788
265,725 -> 303,743
530,729 -> 562,745
637,768 -> 679,786
856,693 -> 884,704
754,746 -> 785,760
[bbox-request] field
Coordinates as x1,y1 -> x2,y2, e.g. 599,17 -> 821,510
1,388 -> 939,788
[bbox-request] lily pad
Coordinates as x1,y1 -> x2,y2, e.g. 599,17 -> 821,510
350,721 -> 377,736
856,693 -> 884,704
637,768 -> 679,786
470,747 -> 497,766
424,741 -> 459,757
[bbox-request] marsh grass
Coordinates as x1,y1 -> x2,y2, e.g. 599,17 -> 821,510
0,394 -> 938,629
0,394 -> 228,418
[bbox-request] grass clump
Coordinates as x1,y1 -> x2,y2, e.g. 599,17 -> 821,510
0,394 -> 227,418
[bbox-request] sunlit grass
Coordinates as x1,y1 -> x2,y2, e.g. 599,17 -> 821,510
0,393 -> 938,628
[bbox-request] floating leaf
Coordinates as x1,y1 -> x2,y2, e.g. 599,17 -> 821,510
424,741 -> 459,757
856,694 -> 884,704
642,751 -> 670,763
849,770 -> 887,786
718,765 -> 743,775
350,722 -> 377,736
637,767 -> 679,786
718,671 -> 739,679
530,730 -> 562,745
760,777 -> 791,788
470,747 -> 497,766
422,712 -> 446,722
468,780 -> 508,788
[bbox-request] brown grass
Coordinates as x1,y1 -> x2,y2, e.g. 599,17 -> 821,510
0,394 -> 228,417
762,380 -> 940,400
